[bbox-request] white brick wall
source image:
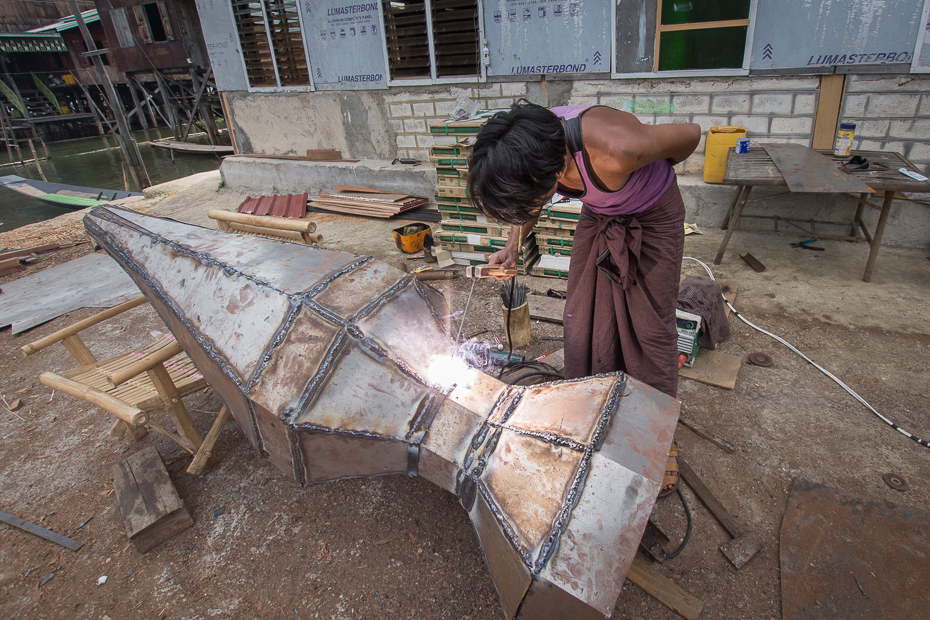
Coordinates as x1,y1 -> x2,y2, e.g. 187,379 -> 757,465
842,74 -> 930,172
380,73 -> 930,172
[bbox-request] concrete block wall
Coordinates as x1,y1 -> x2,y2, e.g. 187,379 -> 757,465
385,77 -> 823,176
842,74 -> 930,173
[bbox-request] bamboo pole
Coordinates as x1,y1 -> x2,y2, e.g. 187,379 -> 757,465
106,341 -> 183,388
21,296 -> 148,356
207,209 -> 317,233
27,140 -> 46,181
39,372 -> 148,427
187,406 -> 230,475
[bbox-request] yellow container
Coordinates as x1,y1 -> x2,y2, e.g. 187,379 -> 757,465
703,126 -> 746,184
62,74 -> 77,85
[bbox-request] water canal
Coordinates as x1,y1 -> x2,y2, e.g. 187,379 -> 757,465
0,127 -> 225,233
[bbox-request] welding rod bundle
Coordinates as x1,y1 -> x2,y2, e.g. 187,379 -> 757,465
499,280 -> 532,348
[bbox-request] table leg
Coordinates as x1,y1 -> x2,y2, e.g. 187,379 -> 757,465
715,185 -> 751,265
862,190 -> 894,283
720,186 -> 746,229
851,192 -> 867,238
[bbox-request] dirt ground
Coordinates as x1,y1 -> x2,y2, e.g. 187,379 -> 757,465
1,171 -> 929,620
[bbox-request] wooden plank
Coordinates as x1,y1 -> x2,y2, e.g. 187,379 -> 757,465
678,457 -> 742,538
678,349 -> 742,390
627,556 -> 705,620
528,294 -> 565,324
812,75 -> 846,150
0,510 -> 83,551
306,149 -> 343,161
112,446 -> 193,553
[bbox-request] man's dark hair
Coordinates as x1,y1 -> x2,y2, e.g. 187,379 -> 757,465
467,100 -> 566,224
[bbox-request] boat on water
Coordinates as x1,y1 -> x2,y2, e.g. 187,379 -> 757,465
0,175 -> 143,209
148,139 -> 234,155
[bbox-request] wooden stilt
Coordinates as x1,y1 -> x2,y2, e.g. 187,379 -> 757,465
28,140 -> 46,181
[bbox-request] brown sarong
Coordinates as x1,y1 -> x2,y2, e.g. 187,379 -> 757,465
564,180 -> 685,398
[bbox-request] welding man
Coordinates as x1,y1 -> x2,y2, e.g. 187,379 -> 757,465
467,100 -> 701,497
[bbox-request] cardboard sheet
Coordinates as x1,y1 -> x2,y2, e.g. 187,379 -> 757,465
679,349 -> 743,390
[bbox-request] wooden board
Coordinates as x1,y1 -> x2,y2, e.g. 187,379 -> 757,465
679,349 -> 743,390
528,295 -> 565,324
627,556 -> 705,620
113,446 -> 193,553
811,75 -> 846,150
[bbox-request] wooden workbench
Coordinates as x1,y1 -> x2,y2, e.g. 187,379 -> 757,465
714,147 -> 930,282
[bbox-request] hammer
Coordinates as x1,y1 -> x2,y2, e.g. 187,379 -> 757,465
678,456 -> 763,569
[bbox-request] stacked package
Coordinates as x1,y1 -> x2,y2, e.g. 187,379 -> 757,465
428,115 -> 540,275
530,196 -> 581,279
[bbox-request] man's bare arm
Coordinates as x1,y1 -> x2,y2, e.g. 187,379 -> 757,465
583,107 -> 701,174
487,220 -> 536,269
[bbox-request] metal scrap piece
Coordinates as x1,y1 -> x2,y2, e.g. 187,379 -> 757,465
84,206 -> 681,619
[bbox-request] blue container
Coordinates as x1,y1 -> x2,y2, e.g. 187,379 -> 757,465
736,137 -> 750,154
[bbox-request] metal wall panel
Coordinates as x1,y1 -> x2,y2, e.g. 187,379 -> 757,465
615,0 -> 655,74
299,0 -> 388,90
751,0 -> 922,71
482,0 -> 611,76
194,0 -> 249,91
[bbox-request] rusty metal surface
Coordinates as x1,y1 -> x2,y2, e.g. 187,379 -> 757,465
780,479 -> 930,620
84,206 -> 681,619
719,533 -> 763,570
762,144 -> 872,193
481,430 -> 584,560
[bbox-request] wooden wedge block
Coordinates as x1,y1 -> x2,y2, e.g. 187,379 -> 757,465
113,446 -> 193,553
528,294 -> 565,324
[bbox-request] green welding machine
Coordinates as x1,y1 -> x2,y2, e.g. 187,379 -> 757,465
676,309 -> 702,367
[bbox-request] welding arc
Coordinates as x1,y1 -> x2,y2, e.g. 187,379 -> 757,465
684,257 -> 930,449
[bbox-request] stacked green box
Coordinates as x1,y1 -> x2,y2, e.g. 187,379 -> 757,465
530,198 -> 581,279
429,116 -> 540,274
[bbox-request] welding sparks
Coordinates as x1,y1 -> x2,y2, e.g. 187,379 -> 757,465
425,339 -> 496,390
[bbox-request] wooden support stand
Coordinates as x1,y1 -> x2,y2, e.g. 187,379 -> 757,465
113,446 -> 193,552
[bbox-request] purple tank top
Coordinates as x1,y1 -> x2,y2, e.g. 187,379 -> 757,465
550,105 -> 675,216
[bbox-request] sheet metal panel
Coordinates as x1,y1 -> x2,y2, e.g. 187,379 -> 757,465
248,305 -> 339,415
751,0 -> 922,71
762,144 -> 872,194
470,491 -> 533,619
482,0 -> 611,77
313,261 -> 407,318
597,376 -> 678,486
252,402 -> 297,478
780,479 -> 930,620
299,0 -> 388,89
297,432 -> 409,483
538,454 -> 659,617
505,376 -> 617,447
296,343 -> 431,439
87,209 -> 291,384
194,0 -> 249,91
614,0 -> 655,74
353,281 -> 456,381
108,208 -> 362,296
481,430 -> 583,564
420,399 -> 489,493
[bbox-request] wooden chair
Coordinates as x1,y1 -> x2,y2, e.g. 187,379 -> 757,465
21,296 -> 231,475
207,209 -> 322,244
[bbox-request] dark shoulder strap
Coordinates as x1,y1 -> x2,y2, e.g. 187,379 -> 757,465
563,115 -> 584,154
